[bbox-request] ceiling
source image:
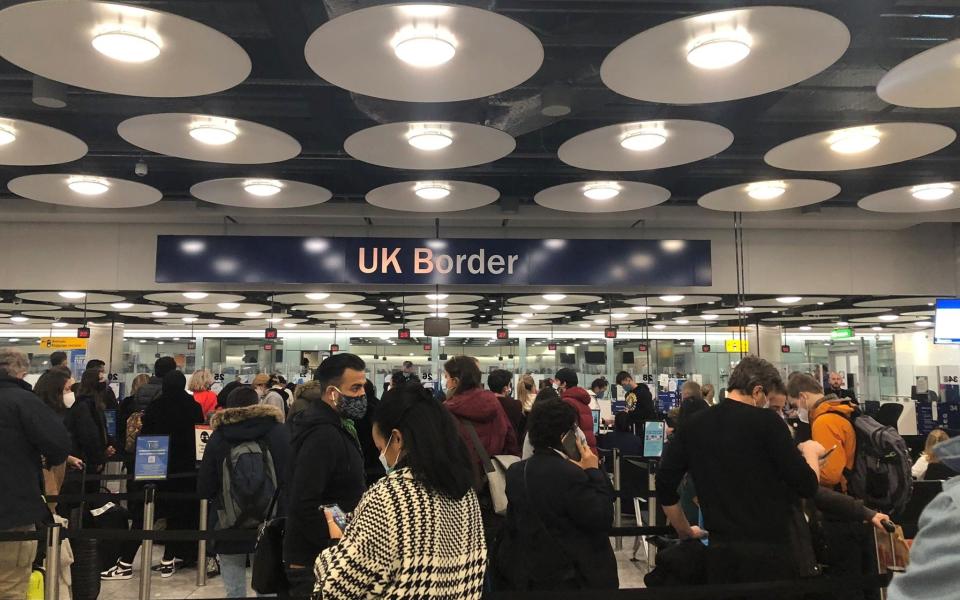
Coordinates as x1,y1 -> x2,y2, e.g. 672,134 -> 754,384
0,289 -> 938,333
0,0 -> 958,229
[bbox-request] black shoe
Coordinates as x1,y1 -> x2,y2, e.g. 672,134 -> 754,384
206,556 -> 220,579
158,558 -> 176,578
101,560 -> 133,581
151,557 -> 184,572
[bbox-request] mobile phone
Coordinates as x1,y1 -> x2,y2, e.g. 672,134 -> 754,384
819,445 -> 838,462
561,430 -> 581,461
321,504 -> 348,532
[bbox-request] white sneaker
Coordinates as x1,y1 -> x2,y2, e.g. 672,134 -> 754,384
101,560 -> 133,581
158,558 -> 176,578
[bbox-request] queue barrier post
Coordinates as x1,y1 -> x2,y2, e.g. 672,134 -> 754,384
138,484 -> 157,600
45,523 -> 61,600
612,448 -> 622,551
197,499 -> 208,587
647,460 -> 657,567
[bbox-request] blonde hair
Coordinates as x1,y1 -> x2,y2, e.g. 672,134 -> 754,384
702,383 -> 716,403
924,429 -> 951,462
518,374 -> 537,413
130,373 -> 151,396
252,373 -> 270,387
188,369 -> 214,392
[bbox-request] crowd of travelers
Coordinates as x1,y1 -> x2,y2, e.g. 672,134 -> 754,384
0,347 -> 957,599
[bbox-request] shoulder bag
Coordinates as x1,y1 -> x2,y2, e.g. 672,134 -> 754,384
460,419 -> 519,515
251,485 -> 286,594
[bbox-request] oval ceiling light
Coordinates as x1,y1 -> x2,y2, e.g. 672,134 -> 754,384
582,181 -> 621,201
878,314 -> 900,321
305,293 -> 330,301
700,314 -> 720,320
392,27 -> 456,68
0,124 -> 15,145
910,183 -> 955,201
406,128 -> 453,151
243,179 -> 283,197
324,303 -> 345,309
734,306 -> 754,313
915,321 -> 933,327
188,119 -> 238,145
284,322 -> 298,328
181,317 -> 197,323
208,323 -> 220,328
217,302 -> 240,309
686,32 -> 752,70
67,176 -> 110,196
110,302 -> 133,309
828,126 -> 880,154
10,316 -> 28,323
426,293 -> 449,300
653,324 -> 666,330
871,326 -> 883,331
182,292 -> 208,300
800,326 -> 812,331
612,312 -> 629,319
542,294 -> 566,301
91,26 -> 161,63
776,296 -> 802,304
619,128 -> 668,152
52,321 -> 68,328
151,311 -> 168,317
414,182 -> 451,200
633,306 -> 653,312
659,295 -> 685,302
339,312 -> 356,318
529,304 -> 549,310
58,291 -> 86,299
746,180 -> 787,200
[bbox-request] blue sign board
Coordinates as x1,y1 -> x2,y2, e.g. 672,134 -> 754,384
643,421 -> 666,458
134,435 -> 170,481
156,236 -> 712,287
104,409 -> 117,439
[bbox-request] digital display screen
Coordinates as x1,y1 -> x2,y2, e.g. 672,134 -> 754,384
935,299 -> 960,344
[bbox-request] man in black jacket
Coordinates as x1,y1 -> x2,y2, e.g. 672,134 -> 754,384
656,356 -> 825,586
283,353 -> 368,598
0,348 -> 72,598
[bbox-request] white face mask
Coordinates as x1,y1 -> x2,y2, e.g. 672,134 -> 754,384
378,433 -> 397,475
798,406 -> 809,423
62,391 -> 76,409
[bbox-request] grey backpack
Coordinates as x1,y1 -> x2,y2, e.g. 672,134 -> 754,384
844,409 -> 913,515
217,440 -> 278,530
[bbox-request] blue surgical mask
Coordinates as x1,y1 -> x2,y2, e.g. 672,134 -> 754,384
334,386 -> 368,420
379,433 -> 397,475
622,383 -> 634,393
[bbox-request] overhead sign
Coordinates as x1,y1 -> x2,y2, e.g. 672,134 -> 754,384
38,337 -> 88,350
156,236 -> 712,287
831,327 -> 854,340
725,339 -> 749,353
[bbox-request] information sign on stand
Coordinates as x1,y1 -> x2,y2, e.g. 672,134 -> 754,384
104,409 -> 117,439
195,425 -> 212,462
643,421 -> 665,457
134,435 -> 170,480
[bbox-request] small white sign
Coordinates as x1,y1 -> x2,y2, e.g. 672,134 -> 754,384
195,425 -> 212,462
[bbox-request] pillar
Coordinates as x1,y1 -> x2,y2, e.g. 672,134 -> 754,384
747,324 -> 783,361
84,322 -> 124,376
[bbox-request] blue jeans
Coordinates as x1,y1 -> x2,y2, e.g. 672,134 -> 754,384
218,553 -> 255,598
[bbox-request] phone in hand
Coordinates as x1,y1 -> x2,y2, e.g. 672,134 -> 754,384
819,444 -> 838,463
561,429 -> 582,461
321,504 -> 348,539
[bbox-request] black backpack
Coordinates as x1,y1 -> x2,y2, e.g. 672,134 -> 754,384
216,440 -> 278,530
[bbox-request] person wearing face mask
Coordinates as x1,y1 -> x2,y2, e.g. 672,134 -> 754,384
618,371 -> 657,431
284,353 -> 368,598
253,373 -> 287,423
314,382 -> 485,599
656,356 -> 826,587
58,368 -> 112,517
33,367 -> 85,511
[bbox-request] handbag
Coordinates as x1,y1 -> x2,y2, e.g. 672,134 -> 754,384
251,486 -> 286,594
460,419 -> 519,515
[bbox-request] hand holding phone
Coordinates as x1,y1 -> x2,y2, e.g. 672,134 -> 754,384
561,430 -> 581,462
819,444 -> 838,463
322,504 -> 348,539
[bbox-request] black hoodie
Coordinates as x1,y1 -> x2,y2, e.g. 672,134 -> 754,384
283,399 -> 366,566
198,403 -> 290,554
140,372 -> 203,484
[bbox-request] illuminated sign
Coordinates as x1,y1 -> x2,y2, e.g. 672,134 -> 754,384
725,339 -> 749,353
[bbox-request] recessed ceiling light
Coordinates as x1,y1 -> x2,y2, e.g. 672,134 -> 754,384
414,181 -> 451,200
266,317 -> 284,323
360,323 -> 370,328
111,302 -> 133,309
245,311 -> 263,317
915,321 -> 933,327
593,318 -> 606,324
189,119 -> 238,145
620,128 -> 667,152
183,292 -> 208,300
182,317 -> 197,323
612,312 -> 628,319
632,306 -> 653,312
304,293 -> 330,301
675,318 -> 690,325
746,181 -> 787,200
10,316 -> 28,323
521,312 -> 534,318
393,28 -> 456,67
700,314 -> 719,320
582,181 -> 621,201
836,321 -> 849,326
217,302 -> 240,310
878,314 -> 900,321
776,296 -> 802,304
513,318 -> 527,324
339,312 -> 356,318
530,304 -> 549,311
91,26 -> 161,63
659,295 -> 685,302
579,323 -> 590,328
735,306 -> 754,313
0,124 -> 16,146
828,126 -> 880,154
543,294 -> 566,302
208,323 -> 220,328
800,326 -> 812,331
58,291 -> 86,299
350,319 -> 363,324
67,176 -> 110,196
52,322 -> 68,328
817,302 -> 825,306
151,311 -> 168,317
325,303 -> 345,309
426,294 -> 449,300
686,32 -> 752,69
910,183 -> 955,201
653,324 -> 666,330
284,322 -> 297,328
428,304 -> 448,310
139,339 -> 147,343
243,179 -> 284,197
407,129 -> 453,151
871,326 -> 883,331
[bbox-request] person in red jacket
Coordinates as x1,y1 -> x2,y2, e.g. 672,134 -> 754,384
444,356 -> 520,463
555,368 -> 598,453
